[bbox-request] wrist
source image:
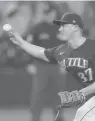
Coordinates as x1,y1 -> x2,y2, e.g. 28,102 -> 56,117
79,90 -> 86,104
79,88 -> 90,97
19,39 -> 26,47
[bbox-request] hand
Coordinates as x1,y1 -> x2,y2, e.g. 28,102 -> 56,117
9,31 -> 24,46
3,24 -> 24,46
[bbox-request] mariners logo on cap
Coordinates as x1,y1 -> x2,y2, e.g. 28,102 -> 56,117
73,20 -> 76,23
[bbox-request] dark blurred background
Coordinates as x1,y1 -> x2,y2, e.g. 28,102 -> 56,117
0,1 -> 94,121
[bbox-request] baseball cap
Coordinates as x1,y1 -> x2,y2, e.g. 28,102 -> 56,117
53,12 -> 84,29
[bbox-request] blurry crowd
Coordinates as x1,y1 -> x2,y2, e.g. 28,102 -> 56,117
0,1 -> 95,121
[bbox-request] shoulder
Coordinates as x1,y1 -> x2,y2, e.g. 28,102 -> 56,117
88,39 -> 95,49
55,43 -> 69,52
85,38 -> 95,55
82,38 -> 95,49
86,38 -> 95,44
46,44 -> 67,53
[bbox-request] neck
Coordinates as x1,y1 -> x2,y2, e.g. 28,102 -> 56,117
68,33 -> 86,49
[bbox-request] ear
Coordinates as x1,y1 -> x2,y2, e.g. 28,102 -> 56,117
73,25 -> 79,31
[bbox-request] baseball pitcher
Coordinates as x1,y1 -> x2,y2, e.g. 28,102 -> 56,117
3,12 -> 95,121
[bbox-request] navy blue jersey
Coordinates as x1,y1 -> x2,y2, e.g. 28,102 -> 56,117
44,39 -> 95,87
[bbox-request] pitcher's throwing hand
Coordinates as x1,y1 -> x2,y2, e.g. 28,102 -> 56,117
3,24 -> 24,45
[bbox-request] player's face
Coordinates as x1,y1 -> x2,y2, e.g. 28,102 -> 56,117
58,24 -> 75,41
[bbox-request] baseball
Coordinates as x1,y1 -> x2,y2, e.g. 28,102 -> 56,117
3,24 -> 12,31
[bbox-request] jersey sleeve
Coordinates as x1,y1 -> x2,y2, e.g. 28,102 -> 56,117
44,46 -> 59,64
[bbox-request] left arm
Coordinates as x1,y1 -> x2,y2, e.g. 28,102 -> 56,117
58,82 -> 95,108
80,82 -> 95,97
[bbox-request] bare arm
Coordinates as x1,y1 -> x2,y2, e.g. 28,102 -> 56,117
20,40 -> 49,62
8,30 -> 49,62
80,82 -> 95,97
3,24 -> 59,64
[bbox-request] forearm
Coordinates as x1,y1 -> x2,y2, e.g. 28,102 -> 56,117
19,40 -> 46,60
3,24 -> 48,61
80,82 -> 95,97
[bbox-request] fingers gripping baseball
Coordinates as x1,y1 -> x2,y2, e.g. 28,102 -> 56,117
3,24 -> 23,45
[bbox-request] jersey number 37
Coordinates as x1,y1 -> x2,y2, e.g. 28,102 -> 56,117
77,68 -> 93,83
